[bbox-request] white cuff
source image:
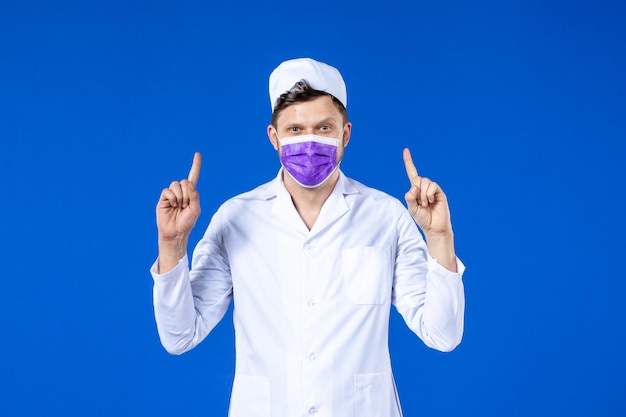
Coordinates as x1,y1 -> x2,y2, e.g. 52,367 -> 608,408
150,254 -> 189,281
427,255 -> 465,279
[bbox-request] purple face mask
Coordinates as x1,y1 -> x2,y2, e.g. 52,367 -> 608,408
278,134 -> 340,188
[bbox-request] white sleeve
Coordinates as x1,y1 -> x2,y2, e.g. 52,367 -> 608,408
151,208 -> 233,355
392,209 -> 466,352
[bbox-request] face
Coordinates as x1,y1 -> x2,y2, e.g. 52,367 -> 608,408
267,95 -> 351,163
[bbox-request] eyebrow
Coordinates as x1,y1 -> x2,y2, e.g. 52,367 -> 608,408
316,117 -> 340,125
281,116 -> 340,129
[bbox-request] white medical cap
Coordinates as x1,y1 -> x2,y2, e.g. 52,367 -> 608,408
269,58 -> 347,111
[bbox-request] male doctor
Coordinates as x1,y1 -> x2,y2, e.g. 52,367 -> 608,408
151,58 -> 465,417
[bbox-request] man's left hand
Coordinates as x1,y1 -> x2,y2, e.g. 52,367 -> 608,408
403,148 -> 453,237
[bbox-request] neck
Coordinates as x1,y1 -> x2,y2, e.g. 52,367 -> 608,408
283,169 -> 339,230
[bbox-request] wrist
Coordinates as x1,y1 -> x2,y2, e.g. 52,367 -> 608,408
157,235 -> 189,273
424,229 -> 457,272
424,228 -> 454,243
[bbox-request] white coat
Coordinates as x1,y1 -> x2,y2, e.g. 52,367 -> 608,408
152,170 -> 465,417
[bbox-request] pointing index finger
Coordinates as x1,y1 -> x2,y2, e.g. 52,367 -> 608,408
188,152 -> 202,186
403,148 -> 419,182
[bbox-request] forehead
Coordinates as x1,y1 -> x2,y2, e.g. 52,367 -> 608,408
275,95 -> 342,126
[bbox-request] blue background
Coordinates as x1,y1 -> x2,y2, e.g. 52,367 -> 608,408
1,1 -> 625,416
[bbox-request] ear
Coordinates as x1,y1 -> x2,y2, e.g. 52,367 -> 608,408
342,122 -> 352,147
267,124 -> 279,151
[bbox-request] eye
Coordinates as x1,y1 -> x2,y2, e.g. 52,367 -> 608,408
288,126 -> 300,132
320,125 -> 331,131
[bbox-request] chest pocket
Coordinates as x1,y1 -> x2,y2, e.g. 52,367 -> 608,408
342,246 -> 392,305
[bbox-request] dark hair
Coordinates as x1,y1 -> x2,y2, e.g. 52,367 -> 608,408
271,79 -> 348,127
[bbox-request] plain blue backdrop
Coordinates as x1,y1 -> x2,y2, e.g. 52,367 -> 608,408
1,1 -> 625,416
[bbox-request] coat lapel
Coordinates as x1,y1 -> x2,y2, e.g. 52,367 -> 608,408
270,170 -> 360,238
309,172 -> 359,238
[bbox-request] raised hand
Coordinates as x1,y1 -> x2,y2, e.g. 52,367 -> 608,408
156,152 -> 202,271
403,148 -> 452,236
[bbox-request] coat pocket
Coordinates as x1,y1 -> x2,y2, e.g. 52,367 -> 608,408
354,372 -> 391,417
342,246 -> 392,304
228,374 -> 270,417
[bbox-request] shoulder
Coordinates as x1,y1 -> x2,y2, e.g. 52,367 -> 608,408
343,175 -> 404,207
202,177 -> 278,236
211,176 -> 279,222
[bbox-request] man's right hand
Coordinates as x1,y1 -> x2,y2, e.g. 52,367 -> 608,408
156,152 -> 202,272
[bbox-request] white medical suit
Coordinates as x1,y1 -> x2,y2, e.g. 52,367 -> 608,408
151,170 -> 465,417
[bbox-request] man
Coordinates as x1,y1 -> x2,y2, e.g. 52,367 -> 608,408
151,58 -> 465,417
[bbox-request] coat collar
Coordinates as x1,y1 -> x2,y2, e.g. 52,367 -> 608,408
268,168 -> 359,237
